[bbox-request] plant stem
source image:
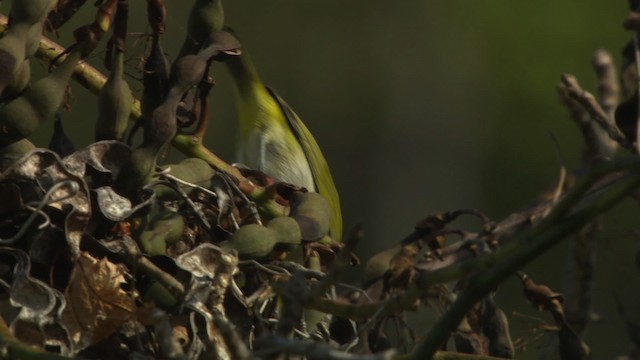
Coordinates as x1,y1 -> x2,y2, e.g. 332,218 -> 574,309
411,171 -> 640,359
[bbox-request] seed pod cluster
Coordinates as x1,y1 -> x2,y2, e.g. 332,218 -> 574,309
138,209 -> 185,256
223,216 -> 302,258
117,30 -> 241,196
0,45 -> 83,148
289,192 -> 331,241
0,23 -> 30,99
154,157 -> 216,200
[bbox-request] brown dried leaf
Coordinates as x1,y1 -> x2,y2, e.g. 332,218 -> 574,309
519,273 -> 564,312
61,252 -> 136,350
387,245 -> 418,289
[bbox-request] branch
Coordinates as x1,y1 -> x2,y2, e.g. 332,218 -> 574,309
411,167 -> 640,358
308,157 -> 640,323
560,74 -> 634,152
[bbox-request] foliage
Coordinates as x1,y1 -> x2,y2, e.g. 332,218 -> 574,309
0,1 -> 640,360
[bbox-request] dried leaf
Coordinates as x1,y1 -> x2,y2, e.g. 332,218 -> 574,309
95,186 -> 130,220
61,252 -> 136,350
175,243 -> 226,279
0,247 -> 71,352
3,149 -> 90,259
62,140 -> 131,178
519,273 -> 564,312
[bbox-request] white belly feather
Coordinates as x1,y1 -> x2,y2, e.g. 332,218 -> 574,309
239,128 -> 316,191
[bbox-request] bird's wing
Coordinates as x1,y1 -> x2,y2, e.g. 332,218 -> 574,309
267,86 -> 343,242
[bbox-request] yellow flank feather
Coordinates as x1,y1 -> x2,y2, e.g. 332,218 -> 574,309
226,48 -> 343,242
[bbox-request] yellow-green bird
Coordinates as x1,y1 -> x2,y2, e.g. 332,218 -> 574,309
225,33 -> 342,242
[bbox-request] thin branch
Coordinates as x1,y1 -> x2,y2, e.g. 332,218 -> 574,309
560,74 -> 635,152
592,49 -> 620,120
122,240 -> 185,298
307,157 -> 640,322
411,170 -> 640,359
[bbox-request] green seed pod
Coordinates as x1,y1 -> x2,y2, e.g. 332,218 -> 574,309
142,101 -> 178,151
179,0 -> 224,56
289,192 -> 331,241
142,280 -> 178,310
11,0 -> 56,26
169,158 -> 215,187
154,158 -> 215,200
49,114 -> 75,157
146,0 -> 167,35
0,23 -> 29,99
141,37 -> 170,119
118,27 -> 235,197
266,216 -> 302,247
223,224 -> 278,258
95,50 -> 133,141
115,146 -> 157,197
0,138 -> 35,170
138,210 -> 185,256
0,46 -> 82,148
2,58 -> 31,101
25,21 -> 44,57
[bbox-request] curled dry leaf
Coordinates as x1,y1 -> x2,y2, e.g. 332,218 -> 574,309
62,140 -> 131,178
0,247 -> 69,350
95,186 -> 156,221
176,244 -> 238,316
3,149 -> 90,258
61,251 -> 136,351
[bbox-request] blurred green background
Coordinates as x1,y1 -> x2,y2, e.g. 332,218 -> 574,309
5,1 -> 640,358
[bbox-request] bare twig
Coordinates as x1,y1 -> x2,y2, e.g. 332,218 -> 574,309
122,240 -> 185,298
411,165 -> 640,359
592,50 -> 620,120
307,158 -> 640,325
560,74 -> 634,152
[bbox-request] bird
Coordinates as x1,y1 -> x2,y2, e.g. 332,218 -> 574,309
224,31 -> 342,242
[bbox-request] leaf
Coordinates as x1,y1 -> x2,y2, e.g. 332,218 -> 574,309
95,186 -> 157,221
3,149 -> 90,258
0,247 -> 72,353
61,252 -> 136,351
62,140 -> 131,178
